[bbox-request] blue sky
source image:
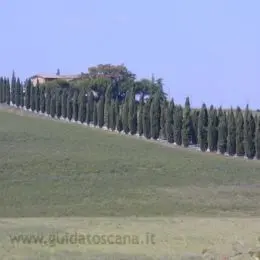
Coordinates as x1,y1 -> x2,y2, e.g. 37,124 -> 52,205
0,0 -> 259,109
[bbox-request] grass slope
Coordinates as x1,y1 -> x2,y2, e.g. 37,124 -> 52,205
1,110 -> 260,217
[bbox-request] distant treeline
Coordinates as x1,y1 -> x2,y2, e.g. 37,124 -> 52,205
0,64 -> 259,160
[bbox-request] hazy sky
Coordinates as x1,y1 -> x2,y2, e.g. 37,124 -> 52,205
0,0 -> 259,108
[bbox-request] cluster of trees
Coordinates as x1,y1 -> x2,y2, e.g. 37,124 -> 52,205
0,64 -> 260,160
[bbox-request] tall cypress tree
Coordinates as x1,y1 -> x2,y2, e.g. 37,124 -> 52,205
55,88 -> 62,118
25,79 -> 31,109
191,110 -> 199,145
20,82 -> 24,107
174,105 -> 183,145
15,78 -> 21,107
122,91 -> 130,134
6,78 -> 10,105
143,99 -> 151,139
182,97 -> 191,147
45,87 -> 51,115
198,103 -> 208,151
109,99 -> 117,130
11,71 -> 16,105
116,102 -> 123,132
35,83 -> 41,112
98,95 -> 105,128
104,86 -> 111,128
78,89 -> 86,123
0,77 -> 3,103
255,115 -> 260,160
40,86 -> 46,113
217,110 -> 228,154
227,109 -> 236,156
160,100 -> 167,140
166,99 -> 175,143
66,90 -> 73,121
86,91 -> 94,124
138,96 -> 144,136
207,105 -> 218,152
235,107 -> 244,156
93,101 -> 98,126
72,90 -> 79,121
246,112 -> 256,159
50,89 -> 56,118
61,89 -> 68,119
128,89 -> 138,135
150,92 -> 161,139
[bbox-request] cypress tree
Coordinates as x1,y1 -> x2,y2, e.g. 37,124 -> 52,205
255,116 -> 260,160
93,101 -> 98,126
174,105 -> 183,145
104,86 -> 111,128
50,89 -> 56,118
110,99 -> 117,130
128,89 -> 138,135
244,105 -> 250,157
98,95 -> 105,127
78,90 -> 86,123
30,83 -> 35,111
191,110 -> 199,145
150,92 -> 161,139
207,105 -> 218,152
20,82 -> 24,107
197,103 -> 208,151
66,90 -> 73,121
6,78 -> 10,105
86,91 -> 94,124
35,83 -> 41,112
138,96 -> 144,136
61,89 -> 68,119
217,110 -> 228,154
160,100 -> 167,140
122,91 -> 130,134
227,109 -> 236,156
55,88 -> 62,118
40,86 -> 46,113
11,71 -> 16,105
15,78 -> 21,107
25,79 -> 31,109
45,87 -> 51,115
116,102 -> 123,132
143,99 -> 151,139
0,77 -> 4,103
72,90 -> 79,121
182,97 -> 191,147
246,112 -> 256,159
235,107 -> 244,156
166,99 -> 175,143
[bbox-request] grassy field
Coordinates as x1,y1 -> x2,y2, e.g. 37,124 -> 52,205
1,108 -> 260,259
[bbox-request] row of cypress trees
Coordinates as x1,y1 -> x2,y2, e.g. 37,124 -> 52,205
0,75 -> 260,160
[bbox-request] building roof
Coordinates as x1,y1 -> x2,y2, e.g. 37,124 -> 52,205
30,74 -> 81,79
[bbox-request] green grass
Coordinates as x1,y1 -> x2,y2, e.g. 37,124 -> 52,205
1,110 -> 260,218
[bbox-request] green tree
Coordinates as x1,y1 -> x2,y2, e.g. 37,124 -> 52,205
174,105 -> 183,145
15,78 -> 21,107
86,91 -> 94,124
160,100 -> 167,140
207,105 -> 218,152
138,96 -> 144,136
109,99 -> 117,130
104,86 -> 112,128
6,78 -> 11,105
61,89 -> 68,118
50,90 -> 56,118
255,116 -> 260,160
150,92 -> 161,139
72,90 -> 79,121
30,84 -> 35,111
227,109 -> 236,156
35,83 -> 41,112
197,103 -> 208,151
191,110 -> 199,145
116,102 -> 123,132
166,99 -> 175,143
67,90 -> 73,121
128,89 -> 138,135
217,110 -> 228,154
122,91 -> 130,134
182,97 -> 191,147
25,80 -> 31,109
11,71 -> 16,105
40,86 -> 46,113
93,101 -> 98,126
45,87 -> 51,115
56,88 -> 62,118
78,89 -> 86,123
20,82 -> 24,107
143,100 -> 151,139
245,111 -> 256,159
98,95 -> 105,127
235,107 -> 244,156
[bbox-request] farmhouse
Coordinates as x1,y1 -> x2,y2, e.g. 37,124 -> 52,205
30,73 -> 81,86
